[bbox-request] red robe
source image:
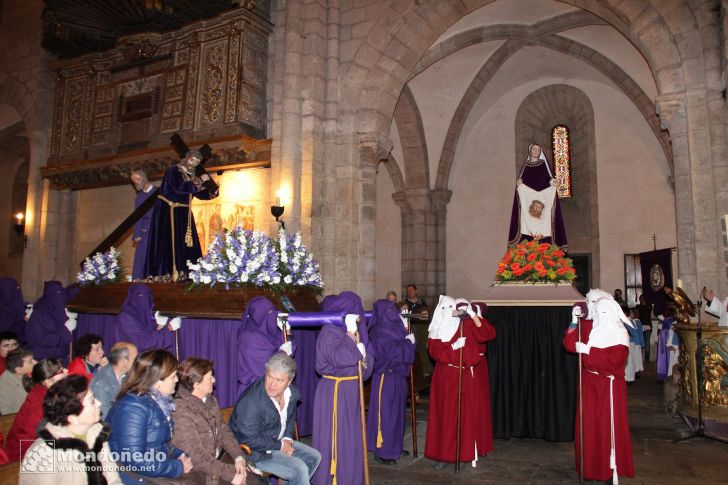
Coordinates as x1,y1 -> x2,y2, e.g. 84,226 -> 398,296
563,320 -> 634,481
3,384 -> 47,462
425,317 -> 496,462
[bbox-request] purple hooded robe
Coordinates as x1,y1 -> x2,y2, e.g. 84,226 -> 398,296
0,277 -> 27,342
366,299 -> 416,460
113,284 -> 174,353
236,296 -> 285,396
26,281 -> 73,363
312,292 -> 374,485
131,187 -> 156,280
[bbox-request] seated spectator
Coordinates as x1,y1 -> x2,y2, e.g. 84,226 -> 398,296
90,342 -> 138,418
0,331 -> 19,374
107,349 -> 193,482
19,374 -> 122,484
0,348 -> 35,414
4,359 -> 67,461
0,277 -> 28,342
229,352 -> 321,485
69,333 -> 108,380
172,358 -> 247,484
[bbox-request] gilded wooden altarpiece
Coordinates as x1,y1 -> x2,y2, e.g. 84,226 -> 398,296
44,8 -> 271,190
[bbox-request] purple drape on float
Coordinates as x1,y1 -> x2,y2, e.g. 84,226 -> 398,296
74,314 -> 117,354
291,327 -> 319,436
73,314 -> 241,409
178,318 -> 240,408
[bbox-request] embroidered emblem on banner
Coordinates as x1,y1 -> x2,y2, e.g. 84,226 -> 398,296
650,264 -> 665,291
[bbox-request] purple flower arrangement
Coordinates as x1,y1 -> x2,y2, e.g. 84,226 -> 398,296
187,226 -> 324,291
276,228 -> 324,288
76,247 -> 122,286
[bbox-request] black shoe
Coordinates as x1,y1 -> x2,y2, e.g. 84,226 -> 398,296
432,462 -> 448,470
374,456 -> 397,465
400,450 -> 410,457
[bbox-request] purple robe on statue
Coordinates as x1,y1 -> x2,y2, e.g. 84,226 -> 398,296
25,281 -> 73,363
366,299 -> 416,460
508,152 -> 568,250
131,186 -> 156,280
0,277 -> 27,342
236,296 -> 285,396
113,284 -> 174,353
143,164 -> 216,278
312,292 -> 374,485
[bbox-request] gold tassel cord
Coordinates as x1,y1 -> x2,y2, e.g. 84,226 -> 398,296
323,375 -> 357,485
185,194 -> 193,248
376,373 -> 385,448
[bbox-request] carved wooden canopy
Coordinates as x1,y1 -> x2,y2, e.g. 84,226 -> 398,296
40,134 -> 271,190
42,0 -> 269,58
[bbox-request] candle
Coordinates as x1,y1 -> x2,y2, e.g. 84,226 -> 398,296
677,278 -> 683,288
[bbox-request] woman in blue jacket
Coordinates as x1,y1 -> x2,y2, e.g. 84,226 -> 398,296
107,349 -> 193,482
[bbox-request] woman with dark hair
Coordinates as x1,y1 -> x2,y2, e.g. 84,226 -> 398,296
19,374 -> 121,484
172,358 -> 247,484
4,359 -> 67,461
106,349 -> 193,482
69,334 -> 108,380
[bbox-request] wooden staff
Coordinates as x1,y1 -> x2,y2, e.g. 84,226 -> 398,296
356,330 -> 370,485
577,312 -> 584,485
174,328 -> 180,360
407,319 -> 418,457
454,318 -> 465,474
281,323 -> 300,441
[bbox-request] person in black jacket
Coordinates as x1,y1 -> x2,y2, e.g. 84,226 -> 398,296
229,352 -> 321,485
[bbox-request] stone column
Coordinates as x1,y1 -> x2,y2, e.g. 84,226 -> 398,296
431,188 -> 452,299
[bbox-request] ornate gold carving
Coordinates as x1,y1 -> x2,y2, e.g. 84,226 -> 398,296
702,344 -> 728,406
202,44 -> 226,123
64,80 -> 85,153
51,73 -> 66,156
183,43 -> 199,130
678,342 -> 692,404
664,287 -> 696,325
225,32 -> 240,123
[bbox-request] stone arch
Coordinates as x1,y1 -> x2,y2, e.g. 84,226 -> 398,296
393,84 -> 429,189
342,0 -> 687,140
430,26 -> 671,191
0,74 -> 36,133
515,84 -> 600,284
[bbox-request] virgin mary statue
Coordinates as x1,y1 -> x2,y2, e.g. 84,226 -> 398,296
507,143 -> 568,250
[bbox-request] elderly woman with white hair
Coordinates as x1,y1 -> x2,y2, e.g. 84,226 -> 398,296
563,289 -> 635,483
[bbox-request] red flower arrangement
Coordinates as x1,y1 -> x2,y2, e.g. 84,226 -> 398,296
495,240 -> 576,284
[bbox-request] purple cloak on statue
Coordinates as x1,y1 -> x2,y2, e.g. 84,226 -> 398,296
114,284 -> 174,353
131,187 -> 156,280
366,299 -> 416,460
656,316 -> 675,382
312,292 -> 374,485
507,148 -> 568,250
236,296 -> 285,396
25,281 -> 72,363
143,165 -> 216,278
0,277 -> 27,342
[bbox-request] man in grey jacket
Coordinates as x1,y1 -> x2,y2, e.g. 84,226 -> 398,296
90,341 -> 137,417
229,352 -> 321,485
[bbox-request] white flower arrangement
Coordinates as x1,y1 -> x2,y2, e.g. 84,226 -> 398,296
76,247 -> 122,286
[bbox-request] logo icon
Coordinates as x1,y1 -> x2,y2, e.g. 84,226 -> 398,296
650,264 -> 665,291
20,440 -> 55,474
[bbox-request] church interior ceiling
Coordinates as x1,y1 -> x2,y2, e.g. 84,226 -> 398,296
42,0 -> 268,59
